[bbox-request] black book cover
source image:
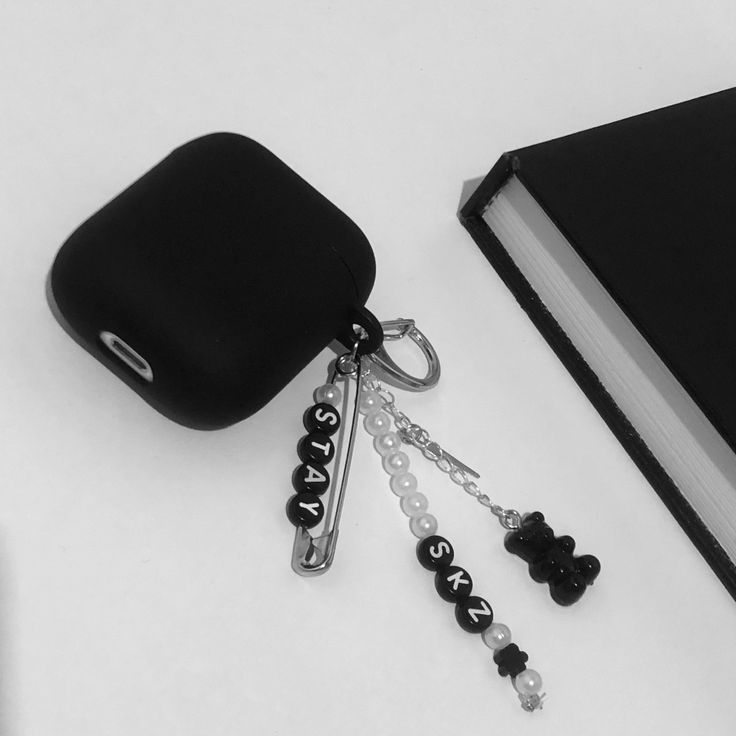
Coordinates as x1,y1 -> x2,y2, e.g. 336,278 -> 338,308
459,88 -> 736,600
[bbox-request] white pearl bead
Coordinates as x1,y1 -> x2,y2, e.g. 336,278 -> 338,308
382,450 -> 410,475
374,431 -> 401,456
514,669 -> 543,696
481,623 -> 512,650
359,390 -> 382,415
364,411 -> 391,436
410,513 -> 438,538
389,472 -> 418,497
313,383 -> 342,406
400,491 -> 429,517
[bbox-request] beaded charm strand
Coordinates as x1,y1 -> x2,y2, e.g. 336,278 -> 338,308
360,382 -> 546,712
364,377 -> 600,606
286,386 -> 343,530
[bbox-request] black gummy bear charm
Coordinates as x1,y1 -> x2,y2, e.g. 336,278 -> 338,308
504,511 -> 601,606
493,643 -> 528,678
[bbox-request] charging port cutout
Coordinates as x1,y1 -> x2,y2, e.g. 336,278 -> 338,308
99,331 -> 153,382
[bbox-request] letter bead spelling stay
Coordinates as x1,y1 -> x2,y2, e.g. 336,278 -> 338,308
286,386 -> 342,534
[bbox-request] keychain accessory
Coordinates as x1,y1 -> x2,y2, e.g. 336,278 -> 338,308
283,320 -> 601,711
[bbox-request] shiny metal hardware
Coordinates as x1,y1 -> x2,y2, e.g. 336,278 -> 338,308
99,330 -> 153,382
363,373 -> 522,531
370,318 -> 440,392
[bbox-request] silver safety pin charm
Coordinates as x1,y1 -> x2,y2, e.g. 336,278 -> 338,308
290,319 -> 441,576
291,348 -> 364,576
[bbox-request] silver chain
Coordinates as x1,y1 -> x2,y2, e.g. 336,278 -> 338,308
364,374 -> 522,531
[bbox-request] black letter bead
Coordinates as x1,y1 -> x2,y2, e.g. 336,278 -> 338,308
292,463 -> 330,494
304,403 -> 341,436
298,432 -> 335,465
455,595 -> 494,633
286,493 -> 324,528
416,535 -> 454,571
434,565 -> 473,602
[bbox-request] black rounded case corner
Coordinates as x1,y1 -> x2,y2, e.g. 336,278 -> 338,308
49,132 -> 377,429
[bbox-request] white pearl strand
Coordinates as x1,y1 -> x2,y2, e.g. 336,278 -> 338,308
360,388 -> 438,539
359,382 -> 545,709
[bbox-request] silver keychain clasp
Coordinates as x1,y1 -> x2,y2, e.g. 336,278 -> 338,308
370,318 -> 441,391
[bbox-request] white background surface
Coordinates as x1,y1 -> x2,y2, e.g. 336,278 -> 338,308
2,2 -> 736,735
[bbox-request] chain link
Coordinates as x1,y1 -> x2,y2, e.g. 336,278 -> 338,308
364,374 -> 521,531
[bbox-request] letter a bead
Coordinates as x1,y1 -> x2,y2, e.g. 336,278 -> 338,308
292,463 -> 330,494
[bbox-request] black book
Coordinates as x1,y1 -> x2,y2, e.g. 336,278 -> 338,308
459,88 -> 736,601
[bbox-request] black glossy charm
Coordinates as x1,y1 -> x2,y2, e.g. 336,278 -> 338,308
504,511 -> 601,606
493,643 -> 528,678
286,492 -> 325,528
434,565 -> 473,602
455,595 -> 493,633
297,432 -> 335,464
416,535 -> 454,571
292,462 -> 330,494
304,403 -> 341,436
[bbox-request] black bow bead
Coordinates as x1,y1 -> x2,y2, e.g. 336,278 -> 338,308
504,511 -> 600,606
493,643 -> 528,678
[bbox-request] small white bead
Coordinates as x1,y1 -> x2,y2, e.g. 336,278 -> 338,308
359,390 -> 382,415
382,451 -> 410,475
364,411 -> 391,436
313,383 -> 342,406
410,513 -> 438,538
374,431 -> 401,456
514,669 -> 543,696
389,472 -> 417,496
481,623 -> 512,650
400,491 -> 429,517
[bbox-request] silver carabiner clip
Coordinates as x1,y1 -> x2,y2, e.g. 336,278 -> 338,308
370,318 -> 441,392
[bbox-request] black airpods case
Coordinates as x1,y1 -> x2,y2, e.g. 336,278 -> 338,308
49,133 -> 377,429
